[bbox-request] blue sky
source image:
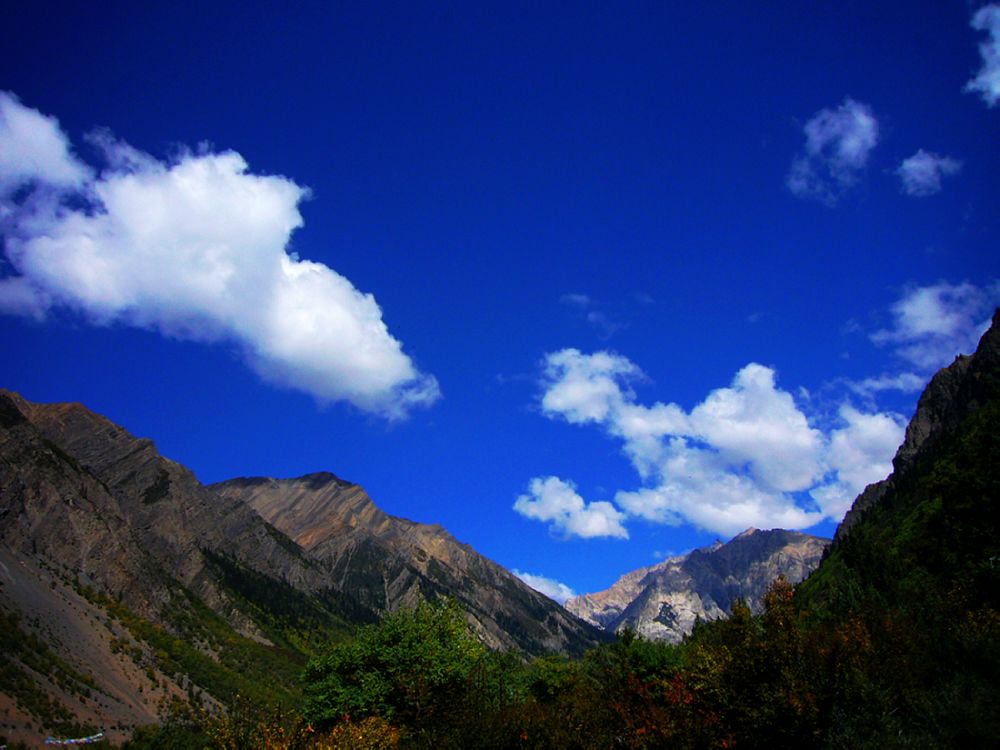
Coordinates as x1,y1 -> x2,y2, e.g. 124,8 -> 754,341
1,2 -> 998,602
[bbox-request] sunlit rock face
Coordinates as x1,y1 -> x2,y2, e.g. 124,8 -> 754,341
211,473 -> 607,655
565,528 -> 829,642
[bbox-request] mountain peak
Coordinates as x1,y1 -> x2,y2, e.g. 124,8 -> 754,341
566,528 -> 829,642
298,471 -> 354,489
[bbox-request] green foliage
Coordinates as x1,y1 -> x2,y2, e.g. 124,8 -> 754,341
302,598 -> 485,733
78,581 -> 312,708
202,549 -> 358,655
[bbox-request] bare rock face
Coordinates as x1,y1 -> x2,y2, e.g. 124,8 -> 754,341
565,528 -> 829,642
212,474 -> 606,655
0,390 -> 330,628
0,390 -> 346,742
837,309 -> 1000,540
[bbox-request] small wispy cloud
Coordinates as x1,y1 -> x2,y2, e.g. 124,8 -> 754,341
0,92 -> 438,419
560,293 -> 591,308
966,4 -> 1000,107
871,281 -> 999,370
896,150 -> 962,197
560,292 -> 624,339
848,371 -> 927,397
787,98 -> 879,205
513,570 -> 576,604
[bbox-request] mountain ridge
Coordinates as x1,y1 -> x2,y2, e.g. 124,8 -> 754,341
565,528 -> 829,642
211,473 -> 607,654
0,390 -> 602,743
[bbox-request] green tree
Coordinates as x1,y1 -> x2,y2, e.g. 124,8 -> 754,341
301,598 -> 484,733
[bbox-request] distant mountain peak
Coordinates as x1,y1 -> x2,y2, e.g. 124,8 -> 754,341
566,528 -> 829,642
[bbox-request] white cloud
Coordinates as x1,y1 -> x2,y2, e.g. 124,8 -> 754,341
540,349 -> 640,424
526,282 -> 998,537
513,570 -> 576,605
896,150 -> 962,196
871,281 -> 999,370
560,292 -> 591,308
849,371 -> 927,396
966,4 -> 1000,107
688,364 -> 824,493
0,92 -> 91,193
787,98 -> 879,204
615,439 -> 824,538
0,93 -> 438,419
809,406 -> 906,519
513,476 -> 629,540
525,351 -> 906,537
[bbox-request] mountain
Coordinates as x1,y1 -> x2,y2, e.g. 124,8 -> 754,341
782,310 -> 1000,744
0,391 -> 601,745
565,528 -> 828,642
0,390 -> 363,744
211,473 -> 606,655
836,310 -> 1000,542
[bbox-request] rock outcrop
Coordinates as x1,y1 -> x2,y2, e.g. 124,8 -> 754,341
565,528 -> 829,642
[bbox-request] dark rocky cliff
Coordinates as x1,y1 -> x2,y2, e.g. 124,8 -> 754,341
837,309 -> 1000,540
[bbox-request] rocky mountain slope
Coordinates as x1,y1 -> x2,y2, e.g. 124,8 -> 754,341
0,390 -> 360,743
211,474 -> 605,654
0,392 -> 601,744
566,528 -> 829,642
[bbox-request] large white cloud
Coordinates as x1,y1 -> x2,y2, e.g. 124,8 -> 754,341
787,98 -> 879,205
522,352 -> 904,538
523,279 -> 999,539
896,150 -> 962,197
966,4 -> 1000,107
0,92 -> 438,419
688,364 -> 823,493
871,281 -> 999,371
614,439 -> 825,538
514,476 -> 629,540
